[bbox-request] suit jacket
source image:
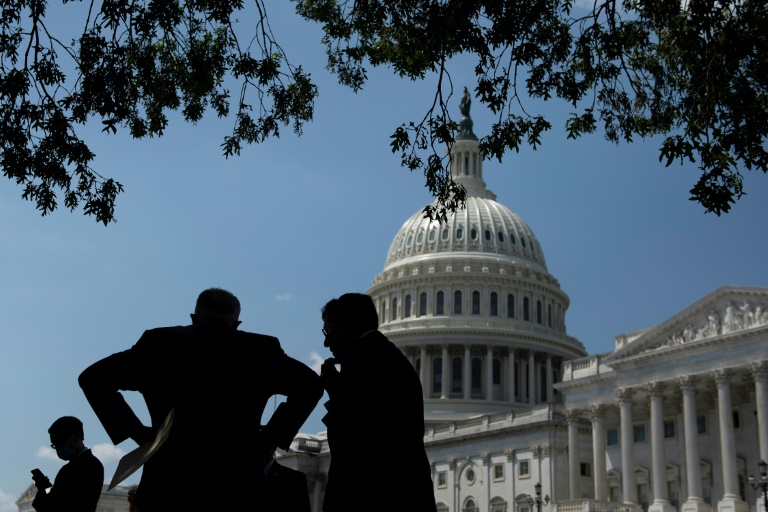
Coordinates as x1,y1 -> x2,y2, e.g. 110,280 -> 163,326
79,322 -> 323,511
321,330 -> 436,512
32,449 -> 104,512
263,460 -> 310,512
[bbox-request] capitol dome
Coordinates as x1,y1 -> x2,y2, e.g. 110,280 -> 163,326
367,89 -> 586,424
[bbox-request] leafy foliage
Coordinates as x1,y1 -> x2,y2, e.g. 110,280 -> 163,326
1,0 -> 765,223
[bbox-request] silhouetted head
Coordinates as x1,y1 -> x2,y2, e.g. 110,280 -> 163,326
321,293 -> 378,360
191,288 -> 241,328
48,416 -> 85,461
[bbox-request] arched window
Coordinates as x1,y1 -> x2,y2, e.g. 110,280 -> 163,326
490,292 -> 498,316
471,357 -> 482,394
429,229 -> 436,242
432,357 -> 442,394
536,300 -> 542,324
419,292 -> 427,316
470,228 -> 478,240
485,229 -> 492,241
392,298 -> 398,321
507,294 -> 515,318
452,357 -> 463,393
510,234 -> 517,245
436,291 -> 445,315
523,297 -> 530,321
498,231 -> 505,242
456,227 -> 464,240
521,236 -> 527,248
442,228 -> 449,240
472,291 -> 480,314
464,498 -> 478,512
454,291 -> 463,314
416,231 -> 424,244
404,294 -> 412,318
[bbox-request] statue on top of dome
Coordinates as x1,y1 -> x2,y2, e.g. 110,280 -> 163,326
459,86 -> 471,116
457,86 -> 476,140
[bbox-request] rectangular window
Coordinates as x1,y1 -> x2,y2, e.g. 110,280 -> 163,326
580,462 -> 591,477
697,415 -> 707,434
437,471 -> 447,488
664,420 -> 676,438
633,423 -> 646,443
519,460 -> 530,478
732,409 -> 741,429
607,428 -> 619,446
493,464 -> 504,481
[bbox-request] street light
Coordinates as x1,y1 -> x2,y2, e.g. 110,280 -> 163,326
750,460 -> 768,512
527,483 -> 551,512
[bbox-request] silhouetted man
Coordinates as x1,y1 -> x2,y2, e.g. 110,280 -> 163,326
79,288 -> 323,511
320,293 -> 436,512
31,416 -> 104,512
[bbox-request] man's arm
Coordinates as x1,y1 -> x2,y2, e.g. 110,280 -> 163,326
78,344 -> 149,446
260,354 -> 323,451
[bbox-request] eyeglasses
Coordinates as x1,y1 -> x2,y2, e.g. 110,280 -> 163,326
322,328 -> 328,336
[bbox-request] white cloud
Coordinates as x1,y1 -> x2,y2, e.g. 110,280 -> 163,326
36,446 -> 59,462
92,443 -> 125,463
0,489 -> 18,512
274,293 -> 292,301
308,352 -> 324,374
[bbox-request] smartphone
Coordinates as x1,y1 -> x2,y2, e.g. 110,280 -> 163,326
31,468 -> 45,480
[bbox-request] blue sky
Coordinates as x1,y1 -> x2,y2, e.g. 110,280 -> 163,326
1,2 -> 767,509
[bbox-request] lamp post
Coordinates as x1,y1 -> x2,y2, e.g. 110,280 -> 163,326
527,482 -> 551,512
750,460 -> 768,512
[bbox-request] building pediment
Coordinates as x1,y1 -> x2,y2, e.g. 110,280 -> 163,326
604,286 -> 768,363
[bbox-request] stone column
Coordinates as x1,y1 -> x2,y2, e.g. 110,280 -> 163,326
679,375 -> 710,512
714,369 -> 748,512
750,361 -> 768,464
420,346 -> 428,399
566,409 -> 581,500
487,346 -> 494,400
529,351 -> 536,405
617,387 -> 638,505
464,344 -> 471,400
648,382 -> 675,512
589,404 -> 608,502
509,349 -> 516,402
441,344 -> 449,399
546,355 -> 554,403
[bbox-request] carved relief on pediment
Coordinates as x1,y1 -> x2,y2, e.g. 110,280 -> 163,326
635,299 -> 768,356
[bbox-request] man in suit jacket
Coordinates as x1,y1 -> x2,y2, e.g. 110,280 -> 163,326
79,288 -> 323,511
320,293 -> 437,512
31,416 -> 104,512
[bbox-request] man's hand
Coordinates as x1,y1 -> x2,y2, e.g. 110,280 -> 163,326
320,358 -> 339,396
31,469 -> 51,491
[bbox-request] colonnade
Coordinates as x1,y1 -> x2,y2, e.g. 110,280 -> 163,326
564,362 -> 768,512
405,344 -> 560,404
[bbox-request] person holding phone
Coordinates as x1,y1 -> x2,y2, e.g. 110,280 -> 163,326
31,416 -> 104,512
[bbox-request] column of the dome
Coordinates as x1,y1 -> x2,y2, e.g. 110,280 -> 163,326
463,345 -> 471,400
528,351 -> 536,405
486,346 -> 493,401
441,344 -> 449,400
546,355 -> 553,403
509,349 -> 516,402
420,346 -> 428,399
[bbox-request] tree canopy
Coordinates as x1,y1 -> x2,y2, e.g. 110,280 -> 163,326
2,0 -> 766,224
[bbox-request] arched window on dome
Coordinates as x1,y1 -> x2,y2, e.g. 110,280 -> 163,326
485,229 -> 492,241
471,357 -> 482,396
507,294 -> 515,318
521,236 -> 527,248
419,292 -> 427,316
441,228 -> 449,241
451,357 -> 463,394
416,231 -> 424,245
510,234 -> 517,245
391,297 -> 398,321
406,234 -> 413,246
490,292 -> 498,316
404,294 -> 412,318
470,227 -> 478,240
436,291 -> 445,315
472,291 -> 480,314
429,229 -> 436,242
536,300 -> 542,324
432,357 -> 442,395
398,237 -> 405,250
498,231 -> 505,243
456,227 -> 464,240
454,291 -> 463,315
523,297 -> 530,321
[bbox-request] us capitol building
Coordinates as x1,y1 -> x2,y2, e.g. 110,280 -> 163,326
280,100 -> 768,512
16,98 -> 768,512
